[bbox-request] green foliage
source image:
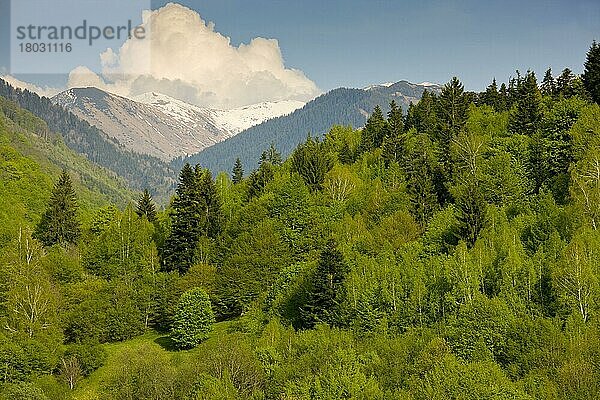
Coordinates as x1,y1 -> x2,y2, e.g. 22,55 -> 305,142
171,287 -> 215,349
508,71 -> 543,136
583,40 -> 600,104
232,157 -> 244,184
291,136 -> 334,191
34,170 -> 80,246
300,240 -> 349,328
136,188 -> 157,222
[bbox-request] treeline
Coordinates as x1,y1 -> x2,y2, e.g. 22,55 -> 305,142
0,79 -> 176,195
1,41 -> 600,399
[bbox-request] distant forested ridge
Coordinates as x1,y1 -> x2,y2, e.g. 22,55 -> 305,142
174,81 -> 441,174
0,79 -> 176,195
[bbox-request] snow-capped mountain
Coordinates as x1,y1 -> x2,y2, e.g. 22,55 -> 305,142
52,88 -> 305,161
134,92 -> 304,136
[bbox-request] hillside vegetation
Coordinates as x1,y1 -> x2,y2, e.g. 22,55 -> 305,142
1,42 -> 600,399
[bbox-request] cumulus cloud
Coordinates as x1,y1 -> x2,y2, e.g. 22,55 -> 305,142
66,3 -> 320,108
1,75 -> 61,98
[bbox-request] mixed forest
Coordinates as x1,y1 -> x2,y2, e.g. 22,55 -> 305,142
0,42 -> 600,399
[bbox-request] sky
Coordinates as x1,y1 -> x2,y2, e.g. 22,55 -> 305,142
0,0 -> 598,105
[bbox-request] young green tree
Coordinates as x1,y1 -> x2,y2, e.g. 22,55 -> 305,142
232,157 -> 244,184
170,287 -> 215,349
35,169 -> 80,246
135,189 -> 156,222
508,71 -> 542,136
583,40 -> 600,104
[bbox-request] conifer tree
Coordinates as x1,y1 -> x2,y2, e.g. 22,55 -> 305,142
232,158 -> 244,184
35,170 -> 80,246
583,40 -> 600,104
162,163 -> 199,273
556,68 -> 575,98
162,164 -> 222,273
508,71 -> 542,136
437,77 -> 469,187
135,189 -> 156,222
358,105 -> 387,153
482,78 -> 501,111
197,168 -> 222,239
260,143 -> 283,166
300,239 -> 348,328
291,136 -> 334,191
540,68 -> 556,97
382,100 -> 404,164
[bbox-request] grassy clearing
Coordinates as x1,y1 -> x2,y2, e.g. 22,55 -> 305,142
72,321 -> 234,400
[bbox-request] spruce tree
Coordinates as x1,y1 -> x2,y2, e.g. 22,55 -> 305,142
35,170 -> 80,246
197,168 -> 222,239
556,68 -> 575,98
232,158 -> 244,184
583,40 -> 600,104
300,239 -> 348,328
508,71 -> 542,136
437,77 -> 469,194
162,163 -> 199,273
291,136 -> 334,191
260,143 -> 283,166
358,105 -> 387,153
382,100 -> 404,164
482,78 -> 501,111
162,164 -> 222,274
136,189 -> 156,222
540,68 -> 556,97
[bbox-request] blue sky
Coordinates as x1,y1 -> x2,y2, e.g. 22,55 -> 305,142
1,0 -> 599,92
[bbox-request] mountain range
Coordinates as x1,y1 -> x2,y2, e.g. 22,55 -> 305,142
53,88 -> 304,161
175,80 -> 442,174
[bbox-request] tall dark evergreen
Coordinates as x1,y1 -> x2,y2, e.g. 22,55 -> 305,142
136,189 -> 156,222
556,68 -> 575,98
232,158 -> 244,184
35,170 -> 80,246
162,164 -> 222,273
482,78 -> 502,111
300,239 -> 349,328
358,105 -> 387,153
438,77 -> 469,164
540,68 -> 556,97
508,71 -> 542,136
382,100 -> 404,164
404,132 -> 439,226
583,40 -> 600,104
260,143 -> 283,166
291,136 -> 334,191
197,168 -> 223,239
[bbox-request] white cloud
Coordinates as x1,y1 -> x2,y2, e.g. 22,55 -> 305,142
0,75 -> 61,98
67,2 -> 320,108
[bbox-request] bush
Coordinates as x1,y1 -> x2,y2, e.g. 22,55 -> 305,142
171,287 -> 215,349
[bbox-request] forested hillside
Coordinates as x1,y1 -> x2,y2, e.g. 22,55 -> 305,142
175,81 -> 441,174
1,42 -> 600,399
0,79 -> 176,196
